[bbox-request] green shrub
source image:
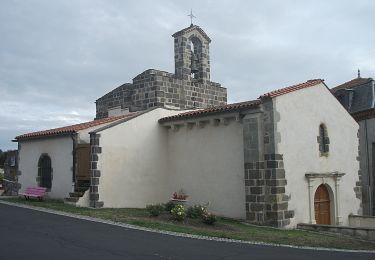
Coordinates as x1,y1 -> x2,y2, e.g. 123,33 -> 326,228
202,212 -> 217,225
164,201 -> 175,212
146,204 -> 164,217
170,204 -> 186,221
187,205 -> 207,219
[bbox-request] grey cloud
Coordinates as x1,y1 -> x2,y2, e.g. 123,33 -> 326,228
1,0 -> 375,149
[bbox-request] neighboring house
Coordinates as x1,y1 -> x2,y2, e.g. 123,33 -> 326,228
15,24 -> 361,228
2,150 -> 18,196
331,75 -> 375,216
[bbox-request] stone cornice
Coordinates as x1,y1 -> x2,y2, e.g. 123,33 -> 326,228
305,172 -> 345,179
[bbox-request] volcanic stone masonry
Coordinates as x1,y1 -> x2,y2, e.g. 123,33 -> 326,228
95,25 -> 227,119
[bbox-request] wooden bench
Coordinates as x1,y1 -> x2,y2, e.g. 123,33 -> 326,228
19,187 -> 48,200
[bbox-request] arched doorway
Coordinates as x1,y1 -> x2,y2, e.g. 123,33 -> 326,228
314,184 -> 331,224
38,154 -> 52,190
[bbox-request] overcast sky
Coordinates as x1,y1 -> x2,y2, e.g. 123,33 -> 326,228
1,0 -> 375,150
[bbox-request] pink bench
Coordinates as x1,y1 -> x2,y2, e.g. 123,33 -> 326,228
19,187 -> 48,200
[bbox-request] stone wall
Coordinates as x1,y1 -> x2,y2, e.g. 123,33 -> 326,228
89,133 -> 103,208
95,84 -> 133,119
298,223 -> 375,241
96,69 -> 227,119
242,100 -> 293,227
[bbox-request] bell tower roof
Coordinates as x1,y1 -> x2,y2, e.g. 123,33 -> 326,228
172,24 -> 211,43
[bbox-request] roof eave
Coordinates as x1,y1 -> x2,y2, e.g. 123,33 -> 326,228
15,131 -> 76,142
159,103 -> 260,123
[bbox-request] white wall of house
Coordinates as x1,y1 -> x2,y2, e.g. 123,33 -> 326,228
274,83 -> 361,227
166,117 -> 246,219
97,108 -> 181,208
18,135 -> 74,198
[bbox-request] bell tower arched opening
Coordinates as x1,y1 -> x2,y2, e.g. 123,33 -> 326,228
189,37 -> 202,79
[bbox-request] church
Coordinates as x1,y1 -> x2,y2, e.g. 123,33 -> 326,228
15,24 -> 361,228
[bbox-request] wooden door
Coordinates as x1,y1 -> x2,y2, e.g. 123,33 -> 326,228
76,144 -> 90,180
314,184 -> 331,225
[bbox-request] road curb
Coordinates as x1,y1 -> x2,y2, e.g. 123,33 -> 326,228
0,199 -> 374,254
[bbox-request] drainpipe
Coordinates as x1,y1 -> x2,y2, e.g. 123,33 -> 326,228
70,133 -> 77,190
364,119 -> 373,215
372,80 -> 375,215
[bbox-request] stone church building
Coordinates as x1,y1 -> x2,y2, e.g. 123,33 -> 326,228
15,24 -> 361,228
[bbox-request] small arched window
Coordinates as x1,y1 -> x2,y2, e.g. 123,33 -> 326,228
318,124 -> 329,155
37,154 -> 52,190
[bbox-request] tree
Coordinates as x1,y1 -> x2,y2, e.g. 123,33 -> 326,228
0,150 -> 7,168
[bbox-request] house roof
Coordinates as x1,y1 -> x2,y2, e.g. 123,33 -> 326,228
331,77 -> 373,93
352,108 -> 375,121
15,113 -> 136,141
159,100 -> 261,123
260,79 -> 324,98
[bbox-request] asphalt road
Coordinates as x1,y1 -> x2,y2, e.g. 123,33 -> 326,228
0,203 -> 373,260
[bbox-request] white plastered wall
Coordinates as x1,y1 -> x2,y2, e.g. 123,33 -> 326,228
18,136 -> 74,198
274,83 -> 360,227
97,108 -> 182,207
166,117 -> 246,219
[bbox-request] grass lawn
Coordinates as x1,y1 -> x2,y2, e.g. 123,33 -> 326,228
1,197 -> 375,251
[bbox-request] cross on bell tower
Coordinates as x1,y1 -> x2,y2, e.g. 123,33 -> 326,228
187,9 -> 196,26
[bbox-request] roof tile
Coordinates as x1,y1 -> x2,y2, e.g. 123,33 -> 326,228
260,79 -> 324,98
16,113 -> 137,140
331,77 -> 373,93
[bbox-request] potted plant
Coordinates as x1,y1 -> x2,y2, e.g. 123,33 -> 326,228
170,190 -> 189,203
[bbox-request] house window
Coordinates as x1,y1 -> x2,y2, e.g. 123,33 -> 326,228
318,124 -> 329,156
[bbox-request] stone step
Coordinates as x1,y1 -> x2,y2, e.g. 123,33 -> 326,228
64,197 -> 79,203
76,179 -> 90,186
75,187 -> 89,193
69,192 -> 84,198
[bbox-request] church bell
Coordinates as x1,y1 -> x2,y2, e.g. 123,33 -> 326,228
191,53 -> 199,73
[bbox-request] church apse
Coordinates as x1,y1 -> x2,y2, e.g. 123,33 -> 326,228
95,24 -> 226,119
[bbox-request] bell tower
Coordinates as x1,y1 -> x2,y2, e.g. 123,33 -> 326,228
96,22 -> 227,119
172,24 -> 211,81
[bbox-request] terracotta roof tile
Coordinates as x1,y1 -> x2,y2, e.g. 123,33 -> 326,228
16,113 -> 137,140
159,100 -> 260,123
331,77 -> 373,93
352,108 -> 375,121
260,79 -> 324,98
